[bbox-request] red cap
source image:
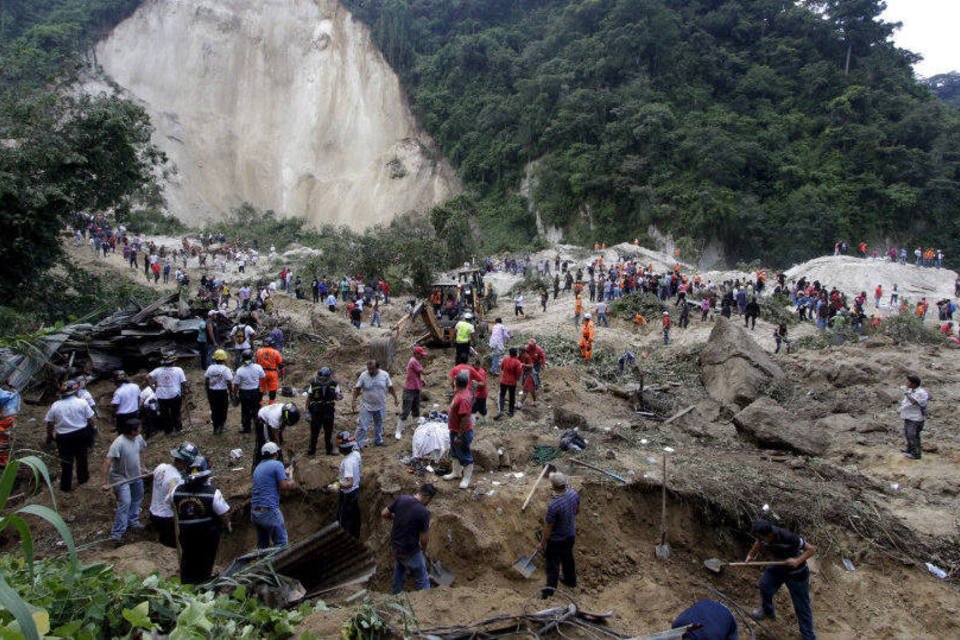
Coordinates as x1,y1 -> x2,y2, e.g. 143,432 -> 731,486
413,346 -> 427,357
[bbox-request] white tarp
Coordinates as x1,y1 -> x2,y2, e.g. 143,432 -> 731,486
412,420 -> 449,462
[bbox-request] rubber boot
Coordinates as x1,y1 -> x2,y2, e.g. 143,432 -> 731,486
395,417 -> 404,440
459,464 -> 474,489
443,459 -> 462,481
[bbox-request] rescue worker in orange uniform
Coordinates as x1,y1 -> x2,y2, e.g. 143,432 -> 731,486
574,295 -> 583,328
255,337 -> 284,404
579,313 -> 596,360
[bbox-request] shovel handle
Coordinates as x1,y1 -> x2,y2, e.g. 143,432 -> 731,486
726,561 -> 790,568
522,464 -> 551,512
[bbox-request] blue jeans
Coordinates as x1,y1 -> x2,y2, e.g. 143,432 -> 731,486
391,549 -> 430,594
490,349 -> 503,375
663,329 -> 670,345
111,479 -> 144,541
251,507 -> 288,549
355,408 -> 385,447
450,429 -> 474,465
371,312 -> 381,327
598,312 -> 609,327
759,567 -> 815,640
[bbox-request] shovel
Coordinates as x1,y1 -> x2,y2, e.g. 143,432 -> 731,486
512,548 -> 539,579
655,453 -> 670,560
427,556 -> 455,587
703,558 -> 789,574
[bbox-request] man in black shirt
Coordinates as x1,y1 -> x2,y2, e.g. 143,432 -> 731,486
746,519 -> 816,640
382,484 -> 437,594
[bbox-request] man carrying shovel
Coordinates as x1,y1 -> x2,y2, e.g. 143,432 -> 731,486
746,519 -> 817,640
101,419 -> 148,547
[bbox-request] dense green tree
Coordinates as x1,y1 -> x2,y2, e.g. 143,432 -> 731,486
344,0 -> 960,265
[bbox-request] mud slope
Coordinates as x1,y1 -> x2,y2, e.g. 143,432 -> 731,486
94,0 -> 459,227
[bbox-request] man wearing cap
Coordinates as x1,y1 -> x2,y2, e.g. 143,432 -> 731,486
204,350 -> 234,435
538,472 -> 580,599
329,431 -> 362,537
150,442 -> 198,547
352,360 -> 398,448
579,313 -> 595,360
444,372 -> 475,489
172,456 -> 230,583
251,442 -> 297,549
397,347 -> 427,440
110,371 -> 141,433
746,519 -> 816,640
234,350 -> 265,434
382,484 -> 437,594
454,312 -> 475,363
45,380 -> 96,492
149,354 -> 188,434
255,337 -> 284,405
306,368 -> 342,455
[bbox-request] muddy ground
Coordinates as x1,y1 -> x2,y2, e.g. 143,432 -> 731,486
6,240 -> 959,639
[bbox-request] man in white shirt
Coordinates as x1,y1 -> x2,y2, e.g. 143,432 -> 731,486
111,370 -> 141,432
229,322 -> 256,368
45,380 -> 95,492
330,431 -> 362,537
899,375 -> 929,460
254,403 -> 300,466
149,353 -> 189,434
235,350 -> 265,434
149,441 -> 199,547
351,360 -> 398,448
488,318 -> 511,375
204,349 -> 234,435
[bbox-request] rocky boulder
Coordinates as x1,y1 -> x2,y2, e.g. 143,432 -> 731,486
732,397 -> 829,456
700,317 -> 784,408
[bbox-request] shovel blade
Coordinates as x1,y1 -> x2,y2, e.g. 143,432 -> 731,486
655,543 -> 671,560
428,558 -> 455,587
703,558 -> 725,574
512,555 -> 537,579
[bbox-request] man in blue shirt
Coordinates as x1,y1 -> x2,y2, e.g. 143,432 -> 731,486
747,519 -> 817,640
538,472 -> 579,598
382,484 -> 437,594
251,442 -> 297,549
672,599 -> 738,639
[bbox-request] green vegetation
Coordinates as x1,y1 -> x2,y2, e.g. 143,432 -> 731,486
0,557 -> 318,639
343,0 -> 960,266
926,72 -> 960,109
1,0 -> 162,303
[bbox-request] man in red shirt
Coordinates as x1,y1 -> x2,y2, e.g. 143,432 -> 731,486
396,346 -> 427,440
471,356 -> 489,425
495,347 -> 523,420
448,353 -> 482,393
443,372 -> 475,489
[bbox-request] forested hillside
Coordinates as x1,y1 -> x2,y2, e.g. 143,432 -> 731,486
927,72 -> 960,109
344,0 -> 960,265
0,0 -> 160,305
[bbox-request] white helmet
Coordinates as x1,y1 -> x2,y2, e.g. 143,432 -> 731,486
583,313 -> 591,319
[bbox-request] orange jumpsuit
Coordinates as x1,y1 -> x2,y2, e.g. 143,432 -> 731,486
255,346 -> 284,398
579,320 -> 595,360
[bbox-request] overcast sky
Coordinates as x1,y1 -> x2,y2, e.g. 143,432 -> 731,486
882,0 -> 959,78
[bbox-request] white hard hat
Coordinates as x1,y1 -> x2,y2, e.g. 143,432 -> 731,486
663,311 -> 669,315
583,313 -> 591,319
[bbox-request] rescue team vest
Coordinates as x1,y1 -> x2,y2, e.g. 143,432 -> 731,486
455,321 -> 473,344
173,483 -> 217,527
308,380 -> 338,406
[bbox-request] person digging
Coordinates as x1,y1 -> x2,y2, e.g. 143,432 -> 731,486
746,519 -> 816,640
538,472 -> 579,599
329,431 -> 362,538
172,455 -> 231,584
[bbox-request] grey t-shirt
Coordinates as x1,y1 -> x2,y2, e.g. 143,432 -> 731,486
355,370 -> 392,412
107,435 -> 146,483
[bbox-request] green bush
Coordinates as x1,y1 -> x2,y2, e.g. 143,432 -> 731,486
609,292 -> 666,321
759,293 -> 799,327
0,557 -> 318,639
